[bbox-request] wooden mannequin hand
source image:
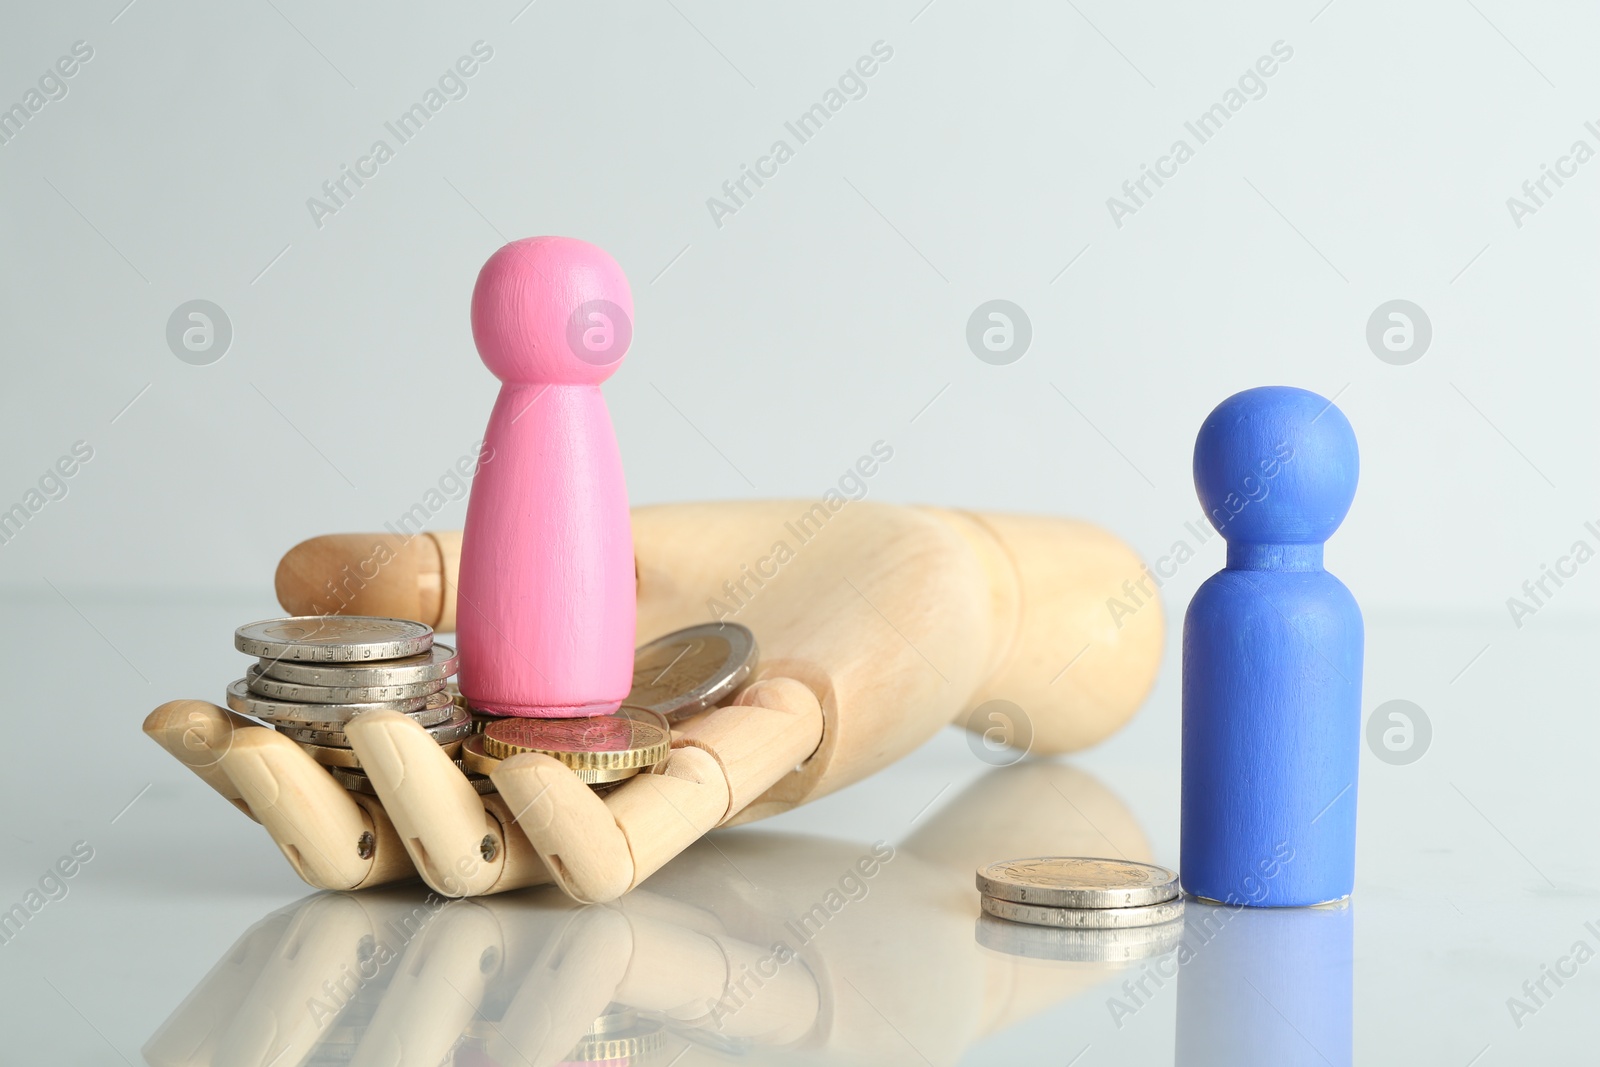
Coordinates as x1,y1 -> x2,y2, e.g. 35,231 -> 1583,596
145,501 -> 1162,901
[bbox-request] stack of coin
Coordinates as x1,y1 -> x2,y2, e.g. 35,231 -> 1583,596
227,617 -> 472,776
976,857 -> 1184,930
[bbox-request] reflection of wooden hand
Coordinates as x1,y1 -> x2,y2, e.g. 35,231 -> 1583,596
143,763 -> 1158,1067
144,501 -> 1162,902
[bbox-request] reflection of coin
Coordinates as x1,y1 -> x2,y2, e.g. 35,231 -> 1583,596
460,732 -> 642,785
980,896 -> 1184,929
329,763 -> 496,796
227,679 -> 446,723
245,664 -> 448,704
974,914 -> 1184,963
258,644 -> 458,686
235,616 -> 433,661
265,700 -> 454,741
977,857 -> 1179,909
628,623 -> 757,721
569,1023 -> 666,1063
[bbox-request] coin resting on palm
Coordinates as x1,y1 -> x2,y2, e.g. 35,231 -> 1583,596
298,707 -> 472,769
460,733 -> 645,786
627,622 -> 757,721
283,705 -> 473,749
481,710 -> 670,770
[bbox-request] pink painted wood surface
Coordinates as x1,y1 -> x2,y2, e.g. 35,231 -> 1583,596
457,236 -> 636,717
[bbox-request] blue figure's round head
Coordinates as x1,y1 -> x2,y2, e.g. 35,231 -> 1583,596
1193,386 -> 1358,544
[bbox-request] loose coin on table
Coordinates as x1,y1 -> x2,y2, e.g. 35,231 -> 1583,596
977,857 -> 1180,909
226,678 -> 444,723
256,643 -> 458,687
235,616 -> 433,663
980,895 -> 1185,929
628,622 -> 757,721
245,663 -> 448,705
480,709 -> 671,785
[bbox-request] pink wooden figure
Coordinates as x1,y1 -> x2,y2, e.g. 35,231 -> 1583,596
457,237 -> 636,717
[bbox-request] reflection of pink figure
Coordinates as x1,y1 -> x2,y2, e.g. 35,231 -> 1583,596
457,237 -> 636,718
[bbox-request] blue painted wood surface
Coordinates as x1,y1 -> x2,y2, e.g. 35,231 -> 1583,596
1181,386 -> 1362,907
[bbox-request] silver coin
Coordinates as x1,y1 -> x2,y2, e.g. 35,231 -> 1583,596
276,702 -> 467,745
975,914 -> 1184,963
980,895 -> 1185,930
329,764 -> 497,797
257,643 -> 458,687
628,623 -> 758,722
977,857 -> 1180,909
255,695 -> 455,734
226,678 -> 443,723
245,663 -> 448,704
235,616 -> 433,662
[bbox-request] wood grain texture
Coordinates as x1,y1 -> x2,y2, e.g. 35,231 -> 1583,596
276,500 -> 1164,828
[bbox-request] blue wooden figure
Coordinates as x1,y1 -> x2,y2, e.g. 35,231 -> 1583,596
1181,386 -> 1362,908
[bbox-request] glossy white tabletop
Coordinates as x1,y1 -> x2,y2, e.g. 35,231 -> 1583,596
2,593 -> 1585,1065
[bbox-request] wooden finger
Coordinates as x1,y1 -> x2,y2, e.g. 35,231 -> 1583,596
350,901 -> 504,1065
492,753 -> 634,903
495,747 -> 729,904
142,700 -> 260,821
677,676 -> 824,824
489,905 -> 634,1067
210,894 -> 376,1067
494,678 -> 823,904
347,710 -> 550,896
142,903 -> 299,1065
218,727 -> 411,890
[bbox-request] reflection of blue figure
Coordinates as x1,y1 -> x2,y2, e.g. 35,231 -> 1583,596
1175,900 -> 1354,1066
1182,387 -> 1362,907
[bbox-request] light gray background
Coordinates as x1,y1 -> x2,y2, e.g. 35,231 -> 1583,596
2,1 -> 1597,1063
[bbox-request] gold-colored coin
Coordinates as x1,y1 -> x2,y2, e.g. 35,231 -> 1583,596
459,733 -> 501,776
459,732 -> 643,785
482,709 -> 670,773
567,1023 -> 666,1062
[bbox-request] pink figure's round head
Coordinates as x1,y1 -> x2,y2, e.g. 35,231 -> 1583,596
471,236 -> 633,385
